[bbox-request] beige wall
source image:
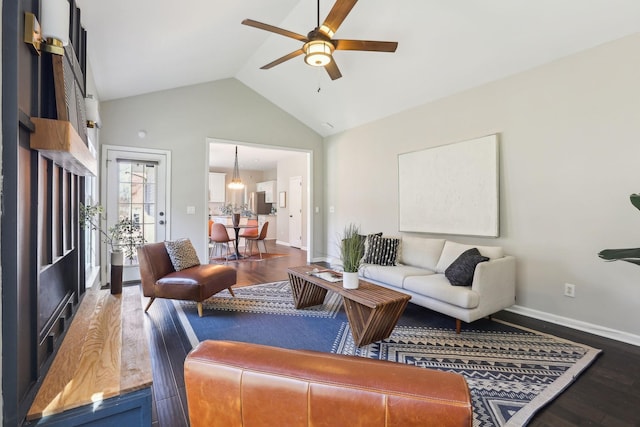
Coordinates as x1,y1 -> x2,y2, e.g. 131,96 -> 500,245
99,78 -> 324,261
324,33 -> 640,341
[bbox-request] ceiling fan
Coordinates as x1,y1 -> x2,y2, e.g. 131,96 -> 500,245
242,0 -> 398,80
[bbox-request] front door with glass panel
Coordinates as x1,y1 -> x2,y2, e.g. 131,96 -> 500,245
104,147 -> 169,283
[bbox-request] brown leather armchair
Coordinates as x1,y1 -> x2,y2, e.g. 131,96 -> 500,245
184,340 -> 473,427
137,242 -> 237,317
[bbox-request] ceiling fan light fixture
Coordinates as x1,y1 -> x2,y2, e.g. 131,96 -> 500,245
242,0 -> 398,79
304,40 -> 333,67
318,25 -> 335,38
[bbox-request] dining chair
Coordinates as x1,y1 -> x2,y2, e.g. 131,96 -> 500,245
244,221 -> 269,259
239,218 -> 259,249
210,222 -> 235,262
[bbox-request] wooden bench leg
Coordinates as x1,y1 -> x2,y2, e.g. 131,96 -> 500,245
455,318 -> 461,334
227,287 -> 236,297
197,302 -> 204,317
144,297 -> 156,313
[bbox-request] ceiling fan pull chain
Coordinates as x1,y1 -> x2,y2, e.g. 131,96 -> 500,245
317,69 -> 322,93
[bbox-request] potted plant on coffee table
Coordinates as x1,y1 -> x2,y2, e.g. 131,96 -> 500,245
80,203 -> 146,294
340,223 -> 365,289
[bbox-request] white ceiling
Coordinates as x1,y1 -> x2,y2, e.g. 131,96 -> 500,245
77,0 -> 640,137
209,141 -> 307,171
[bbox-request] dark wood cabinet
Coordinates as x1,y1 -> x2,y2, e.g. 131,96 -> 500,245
2,1 -> 92,425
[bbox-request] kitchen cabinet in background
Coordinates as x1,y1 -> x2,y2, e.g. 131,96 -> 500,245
257,180 -> 276,203
209,173 -> 226,202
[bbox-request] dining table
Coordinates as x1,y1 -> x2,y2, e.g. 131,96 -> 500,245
225,223 -> 258,259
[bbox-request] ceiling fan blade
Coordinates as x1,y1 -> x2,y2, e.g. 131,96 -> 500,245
260,49 -> 305,70
324,59 -> 342,80
321,0 -> 358,36
242,19 -> 308,42
334,39 -> 398,52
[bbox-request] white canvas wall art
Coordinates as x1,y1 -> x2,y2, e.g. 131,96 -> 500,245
398,134 -> 499,237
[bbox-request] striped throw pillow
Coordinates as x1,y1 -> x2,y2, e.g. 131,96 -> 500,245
363,234 -> 400,266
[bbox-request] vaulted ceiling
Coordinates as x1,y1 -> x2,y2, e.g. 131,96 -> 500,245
76,0 -> 640,137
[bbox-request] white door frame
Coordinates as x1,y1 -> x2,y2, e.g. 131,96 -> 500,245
100,145 -> 172,284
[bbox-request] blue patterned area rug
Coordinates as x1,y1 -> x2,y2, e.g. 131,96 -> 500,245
175,281 -> 601,427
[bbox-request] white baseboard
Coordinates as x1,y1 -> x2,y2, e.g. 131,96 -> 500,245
275,240 -> 308,251
506,305 -> 640,347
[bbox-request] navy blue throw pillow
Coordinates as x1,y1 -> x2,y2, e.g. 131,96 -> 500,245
445,248 -> 489,286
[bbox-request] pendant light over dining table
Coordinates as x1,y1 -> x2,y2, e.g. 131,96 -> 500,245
228,146 -> 244,189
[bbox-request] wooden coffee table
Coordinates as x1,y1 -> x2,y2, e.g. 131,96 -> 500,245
287,265 -> 411,347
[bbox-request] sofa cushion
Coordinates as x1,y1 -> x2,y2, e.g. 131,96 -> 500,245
363,235 -> 400,266
397,236 -> 445,271
403,274 -> 480,309
445,248 -> 489,286
361,264 -> 433,288
435,241 -> 504,273
165,238 -> 200,271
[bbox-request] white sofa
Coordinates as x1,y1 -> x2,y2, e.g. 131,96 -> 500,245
359,235 -> 516,333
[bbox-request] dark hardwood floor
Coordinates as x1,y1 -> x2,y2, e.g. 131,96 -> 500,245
142,242 -> 640,426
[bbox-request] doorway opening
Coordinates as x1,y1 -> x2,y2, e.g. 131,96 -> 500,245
207,139 -> 312,262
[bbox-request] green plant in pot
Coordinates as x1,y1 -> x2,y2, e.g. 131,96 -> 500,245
340,223 -> 365,289
80,203 -> 146,293
598,193 -> 640,266
80,203 -> 146,260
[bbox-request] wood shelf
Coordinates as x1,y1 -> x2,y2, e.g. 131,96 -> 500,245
26,286 -> 152,423
30,118 -> 97,176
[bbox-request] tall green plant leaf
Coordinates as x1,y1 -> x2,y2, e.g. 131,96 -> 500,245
599,193 -> 640,267
598,248 -> 640,266
340,223 -> 364,272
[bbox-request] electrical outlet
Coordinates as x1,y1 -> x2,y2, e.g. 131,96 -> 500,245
564,283 -> 575,298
